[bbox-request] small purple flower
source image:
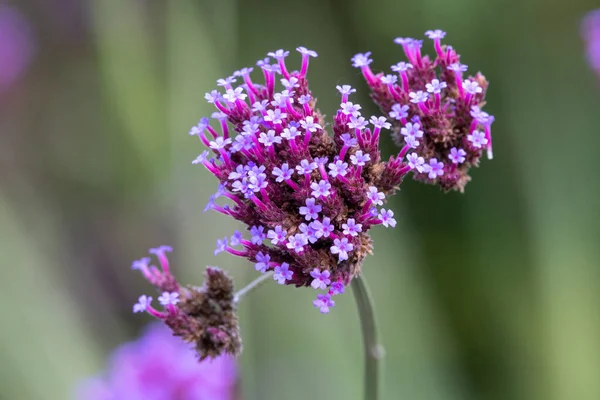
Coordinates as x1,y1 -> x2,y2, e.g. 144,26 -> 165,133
331,237 -> 354,261
297,46 -> 318,58
380,74 -> 398,85
391,62 -> 413,72
158,291 -> 180,306
255,252 -> 271,273
448,63 -> 468,72
350,150 -> 371,166
252,100 -> 269,112
267,225 -> 287,245
330,281 -> 345,295
449,147 -> 467,164
400,122 -> 423,139
205,90 -> 221,104
258,130 -> 282,147
311,180 -> 332,198
328,160 -> 349,178
470,106 -> 491,125
281,76 -> 299,89
250,225 -> 266,244
404,135 -> 420,149
313,293 -> 335,314
409,90 -> 429,104
426,79 -> 447,94
299,198 -> 322,221
467,130 -> 488,148
192,151 -> 209,164
230,231 -> 243,246
351,52 -> 373,68
300,116 -> 322,132
342,218 -> 363,237
298,94 -> 312,104
273,262 -> 293,284
425,158 -> 445,179
319,217 -> 335,238
406,152 -> 426,172
286,233 -> 308,253
336,85 -> 356,95
267,49 -> 290,60
296,159 -> 318,175
340,133 -> 358,147
367,186 -> 385,206
217,76 -> 237,87
281,125 -> 301,140
389,104 -> 409,120
341,101 -> 362,116
378,209 -> 397,228
463,79 -> 482,95
222,87 -> 247,103
214,237 -> 228,255
133,295 -> 152,313
425,29 -> 446,40
370,116 -> 392,130
273,163 -> 294,182
209,137 -> 233,150
310,268 -> 332,290
264,109 -> 287,124
348,115 -> 368,130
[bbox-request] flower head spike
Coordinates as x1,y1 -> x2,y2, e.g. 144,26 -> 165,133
132,247 -> 242,360
356,30 -> 494,192
189,46 -> 407,313
76,323 -> 237,400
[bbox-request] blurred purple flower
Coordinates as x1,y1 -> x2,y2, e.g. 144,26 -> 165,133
76,323 -> 237,400
582,9 -> 600,74
0,5 -> 34,89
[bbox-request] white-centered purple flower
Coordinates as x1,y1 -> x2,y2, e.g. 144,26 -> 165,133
223,87 -> 247,103
258,130 -> 282,147
280,76 -> 299,89
264,109 -> 287,124
348,115 -> 368,130
400,122 -> 423,139
340,133 -> 358,147
192,150 -> 209,165
286,233 -> 308,253
425,29 -> 446,40
209,137 -> 232,150
391,61 -> 413,72
336,85 -> 356,95
281,125 -> 301,140
380,74 -> 398,85
404,135 -> 420,149
296,46 -> 318,58
448,63 -> 468,72
425,158 -> 444,179
214,237 -> 228,255
370,116 -> 391,130
267,49 -> 289,59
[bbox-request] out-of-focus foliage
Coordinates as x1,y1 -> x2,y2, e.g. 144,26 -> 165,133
1,0 -> 599,399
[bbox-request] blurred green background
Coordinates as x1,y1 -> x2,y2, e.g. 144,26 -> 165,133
2,0 -> 600,399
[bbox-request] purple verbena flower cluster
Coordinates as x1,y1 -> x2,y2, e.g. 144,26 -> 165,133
191,47 -> 406,313
77,323 -> 237,400
132,246 -> 242,359
582,10 -> 600,78
353,30 -> 494,192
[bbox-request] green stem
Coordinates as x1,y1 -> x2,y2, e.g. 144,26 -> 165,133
351,274 -> 384,400
233,271 -> 274,305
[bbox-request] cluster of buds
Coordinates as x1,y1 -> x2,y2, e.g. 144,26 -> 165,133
352,29 -> 494,192
191,46 -> 407,313
131,246 -> 242,360
582,9 -> 600,79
